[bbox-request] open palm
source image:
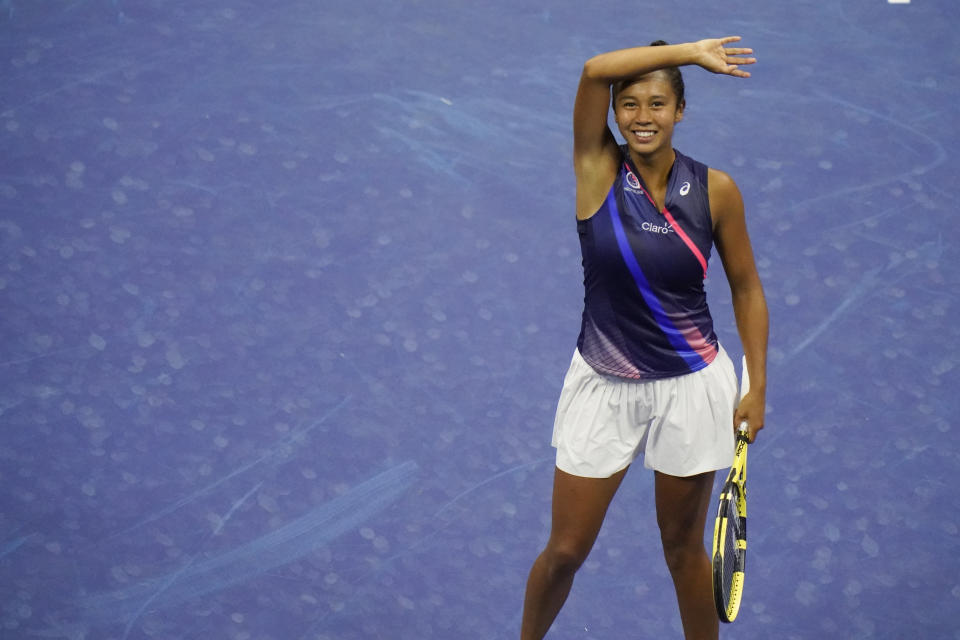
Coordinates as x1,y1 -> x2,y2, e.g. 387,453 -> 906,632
696,36 -> 756,77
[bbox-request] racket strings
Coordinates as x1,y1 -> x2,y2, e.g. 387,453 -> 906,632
722,499 -> 739,602
719,486 -> 745,607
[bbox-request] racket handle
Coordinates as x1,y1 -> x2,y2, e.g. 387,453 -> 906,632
737,420 -> 749,436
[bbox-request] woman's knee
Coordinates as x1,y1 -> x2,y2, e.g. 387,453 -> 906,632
654,471 -> 714,572
659,526 -> 703,572
541,538 -> 592,576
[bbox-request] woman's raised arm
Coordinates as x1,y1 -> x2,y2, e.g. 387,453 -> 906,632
573,37 -> 755,164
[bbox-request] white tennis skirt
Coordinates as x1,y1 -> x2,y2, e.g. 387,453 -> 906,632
552,347 -> 738,478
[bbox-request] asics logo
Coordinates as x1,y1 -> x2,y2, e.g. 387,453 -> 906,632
626,172 -> 641,189
679,181 -> 691,196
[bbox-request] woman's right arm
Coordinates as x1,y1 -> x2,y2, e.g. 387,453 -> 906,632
574,42 -> 702,162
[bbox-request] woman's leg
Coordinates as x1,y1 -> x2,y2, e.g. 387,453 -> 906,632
654,470 -> 719,640
520,466 -> 628,640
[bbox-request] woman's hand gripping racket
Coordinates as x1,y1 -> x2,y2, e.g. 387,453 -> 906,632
711,356 -> 751,623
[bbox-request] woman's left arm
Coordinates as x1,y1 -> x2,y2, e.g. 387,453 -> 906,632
710,168 -> 769,442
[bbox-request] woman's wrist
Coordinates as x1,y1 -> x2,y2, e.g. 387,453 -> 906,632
677,42 -> 703,67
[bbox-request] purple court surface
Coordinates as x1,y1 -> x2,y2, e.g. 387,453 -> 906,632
2,1 -> 958,638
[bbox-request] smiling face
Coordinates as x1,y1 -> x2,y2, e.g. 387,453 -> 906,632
613,72 -> 685,161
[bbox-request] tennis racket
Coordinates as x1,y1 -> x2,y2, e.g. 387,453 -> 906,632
711,356 -> 751,623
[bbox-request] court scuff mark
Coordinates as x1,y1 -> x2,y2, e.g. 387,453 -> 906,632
76,460 -> 418,631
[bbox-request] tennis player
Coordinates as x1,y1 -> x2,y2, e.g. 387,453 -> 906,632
520,38 -> 769,639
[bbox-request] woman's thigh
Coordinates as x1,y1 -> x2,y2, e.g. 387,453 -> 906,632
654,470 -> 716,545
546,466 -> 629,561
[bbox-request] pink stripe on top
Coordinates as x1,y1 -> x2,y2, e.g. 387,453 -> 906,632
673,317 -> 719,363
622,161 -> 709,278
661,208 -> 708,278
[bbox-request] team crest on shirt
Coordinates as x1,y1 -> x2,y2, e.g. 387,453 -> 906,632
625,171 -> 641,190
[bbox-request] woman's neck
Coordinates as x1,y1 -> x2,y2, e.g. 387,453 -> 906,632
628,147 -> 676,189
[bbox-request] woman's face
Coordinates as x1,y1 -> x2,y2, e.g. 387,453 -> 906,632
613,72 -> 684,159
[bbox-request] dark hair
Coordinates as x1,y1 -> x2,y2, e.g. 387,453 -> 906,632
648,40 -> 685,106
612,40 -> 686,108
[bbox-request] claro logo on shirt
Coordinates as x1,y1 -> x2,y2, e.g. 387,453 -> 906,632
642,221 -> 674,234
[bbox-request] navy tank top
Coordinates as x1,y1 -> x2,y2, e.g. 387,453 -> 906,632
576,146 -> 719,379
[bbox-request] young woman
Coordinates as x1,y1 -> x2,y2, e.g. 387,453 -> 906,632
521,38 -> 768,640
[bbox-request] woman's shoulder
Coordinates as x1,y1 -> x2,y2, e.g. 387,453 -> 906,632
706,166 -> 740,193
706,166 -> 744,223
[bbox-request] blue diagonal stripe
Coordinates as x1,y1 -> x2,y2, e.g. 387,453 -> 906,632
606,190 -> 705,370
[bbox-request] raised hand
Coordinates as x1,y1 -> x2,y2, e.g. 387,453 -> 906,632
694,36 -> 756,78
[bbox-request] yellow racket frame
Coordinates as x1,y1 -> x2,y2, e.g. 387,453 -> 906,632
712,427 -> 748,622
711,356 -> 751,622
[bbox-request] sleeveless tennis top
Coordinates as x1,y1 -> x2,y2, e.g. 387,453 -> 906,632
575,147 -> 719,379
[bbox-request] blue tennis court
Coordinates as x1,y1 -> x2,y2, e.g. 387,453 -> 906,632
1,1 -> 957,638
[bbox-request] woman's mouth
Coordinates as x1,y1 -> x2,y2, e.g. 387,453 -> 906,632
633,130 -> 655,142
